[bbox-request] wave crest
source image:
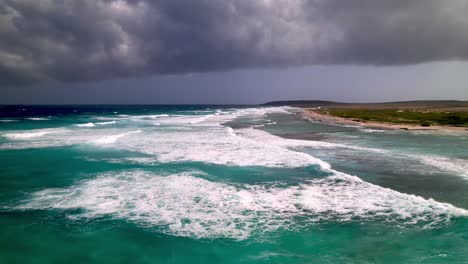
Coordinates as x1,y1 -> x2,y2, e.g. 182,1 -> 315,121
17,170 -> 468,240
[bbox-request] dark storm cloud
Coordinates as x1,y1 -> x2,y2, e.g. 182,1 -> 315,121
1,0 -> 468,85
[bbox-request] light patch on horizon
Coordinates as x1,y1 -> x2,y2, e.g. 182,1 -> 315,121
2,61 -> 468,105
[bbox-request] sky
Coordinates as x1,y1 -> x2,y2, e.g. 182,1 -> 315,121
1,0 -> 468,104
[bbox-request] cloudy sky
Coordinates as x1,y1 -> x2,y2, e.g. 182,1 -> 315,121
1,0 -> 468,104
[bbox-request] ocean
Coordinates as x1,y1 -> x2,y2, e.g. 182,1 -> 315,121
0,105 -> 467,263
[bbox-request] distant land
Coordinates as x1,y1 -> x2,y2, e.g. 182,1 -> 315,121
263,100 -> 468,110
264,100 -> 468,130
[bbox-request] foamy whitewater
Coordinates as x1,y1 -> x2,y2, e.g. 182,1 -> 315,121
1,105 -> 467,263
18,170 -> 467,240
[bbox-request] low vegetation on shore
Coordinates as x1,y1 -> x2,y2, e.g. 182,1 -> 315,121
265,100 -> 468,128
319,109 -> 468,127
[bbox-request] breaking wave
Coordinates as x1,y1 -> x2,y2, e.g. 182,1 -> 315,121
26,117 -> 50,121
76,121 -> 117,127
4,131 -> 50,139
96,121 -> 117,125
17,170 -> 468,240
93,130 -> 141,144
417,155 -> 468,178
3,128 -> 66,140
0,107 -> 385,168
77,122 -> 95,127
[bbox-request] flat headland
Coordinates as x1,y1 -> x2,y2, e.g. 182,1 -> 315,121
263,100 -> 468,132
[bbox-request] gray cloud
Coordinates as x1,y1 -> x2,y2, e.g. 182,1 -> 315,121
1,0 -> 468,85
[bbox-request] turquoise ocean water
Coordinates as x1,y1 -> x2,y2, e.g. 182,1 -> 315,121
0,105 -> 467,263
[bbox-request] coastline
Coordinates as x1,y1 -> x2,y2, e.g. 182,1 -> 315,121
301,108 -> 468,133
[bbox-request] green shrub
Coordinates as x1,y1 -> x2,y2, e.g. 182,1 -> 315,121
420,122 -> 431,127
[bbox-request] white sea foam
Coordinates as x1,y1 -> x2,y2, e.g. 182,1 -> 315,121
111,125 -> 331,169
0,119 -> 18,122
0,106 -> 379,169
234,127 -> 386,153
93,107 -> 292,127
149,114 -> 220,126
18,170 -> 468,240
85,107 -> 330,168
126,114 -> 170,120
150,114 -> 169,118
4,131 -> 50,139
417,155 -> 468,178
96,121 -> 117,125
77,122 -> 96,127
189,114 -> 214,124
93,130 -> 141,144
360,128 -> 389,133
154,107 -> 292,126
77,121 -> 116,127
0,107 -> 374,168
27,117 -> 49,121
2,128 -> 71,143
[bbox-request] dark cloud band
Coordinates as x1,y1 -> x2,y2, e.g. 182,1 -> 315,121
1,0 -> 468,85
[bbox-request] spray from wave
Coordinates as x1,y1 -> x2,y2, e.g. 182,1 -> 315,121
93,130 -> 141,144
77,123 -> 95,127
17,170 -> 467,240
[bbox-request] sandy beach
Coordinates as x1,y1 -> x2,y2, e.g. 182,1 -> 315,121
302,108 -> 468,133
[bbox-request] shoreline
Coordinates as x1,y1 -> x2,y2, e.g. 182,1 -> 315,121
301,108 -> 468,133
